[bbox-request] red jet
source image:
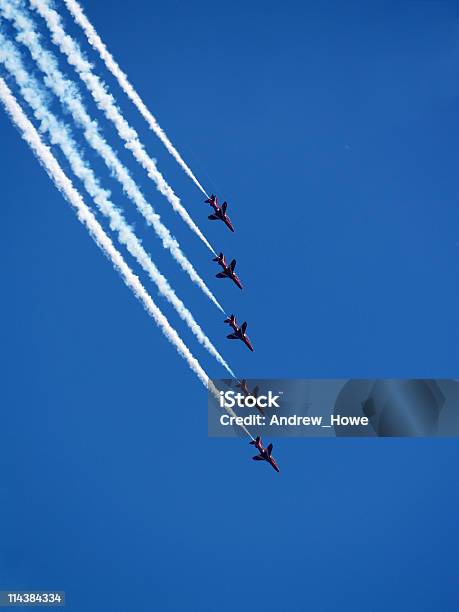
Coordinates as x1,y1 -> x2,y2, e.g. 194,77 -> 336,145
250,436 -> 280,473
205,194 -> 234,232
236,379 -> 260,399
224,314 -> 254,351
213,253 -> 243,290
237,379 -> 263,414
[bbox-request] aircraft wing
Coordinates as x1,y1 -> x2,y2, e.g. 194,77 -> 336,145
227,334 -> 238,339
222,201 -> 228,213
267,443 -> 273,456
252,455 -> 264,461
230,259 -> 236,271
216,272 -> 227,278
241,321 -> 247,334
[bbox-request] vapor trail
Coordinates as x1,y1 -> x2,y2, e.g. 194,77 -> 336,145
63,0 -> 208,197
31,0 -> 215,253
0,35 -> 234,377
0,0 -> 224,313
0,78 -> 251,439
0,76 -> 216,391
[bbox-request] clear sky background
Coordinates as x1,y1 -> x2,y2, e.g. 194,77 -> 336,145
0,0 -> 458,610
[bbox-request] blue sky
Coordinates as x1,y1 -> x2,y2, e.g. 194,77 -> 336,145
0,0 -> 458,610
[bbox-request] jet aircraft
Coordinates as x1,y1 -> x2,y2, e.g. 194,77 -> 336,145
250,436 -> 280,473
236,379 -> 260,399
224,314 -> 253,351
213,253 -> 243,290
205,194 -> 234,232
237,379 -> 263,414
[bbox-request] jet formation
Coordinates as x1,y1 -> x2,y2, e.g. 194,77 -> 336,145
205,195 -> 279,472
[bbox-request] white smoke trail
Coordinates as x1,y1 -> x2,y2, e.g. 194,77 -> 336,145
0,0 -> 224,313
0,75 -> 249,437
0,34 -> 234,377
0,79 -> 251,439
0,75 -> 215,389
31,0 -> 216,254
63,0 -> 209,197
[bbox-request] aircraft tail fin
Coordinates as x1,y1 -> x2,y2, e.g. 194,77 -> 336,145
250,436 -> 261,446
